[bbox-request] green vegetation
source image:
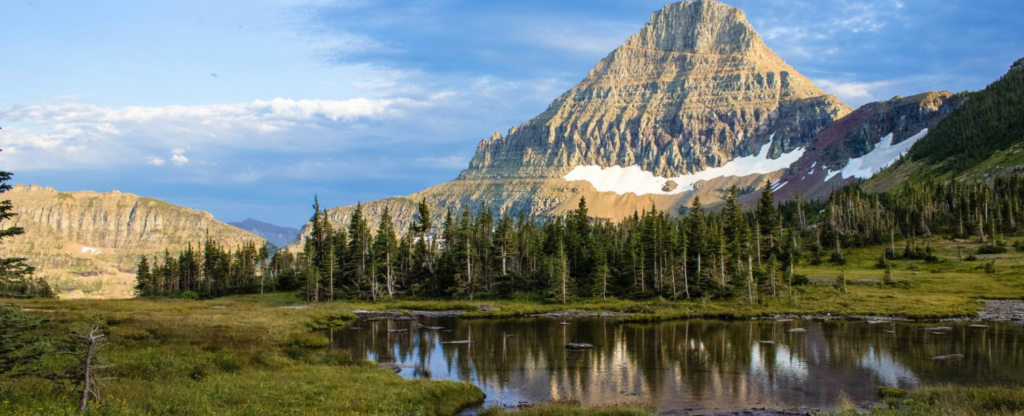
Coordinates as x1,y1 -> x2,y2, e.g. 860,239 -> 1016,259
1,293 -> 484,415
829,386 -> 1024,416
135,175 -> 1024,326
907,61 -> 1024,175
0,166 -> 53,299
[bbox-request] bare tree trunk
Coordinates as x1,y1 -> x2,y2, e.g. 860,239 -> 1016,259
74,326 -> 105,412
756,228 -> 762,267
747,256 -> 755,305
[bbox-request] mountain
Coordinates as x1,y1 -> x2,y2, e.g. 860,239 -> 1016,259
299,0 -> 852,242
0,184 -> 264,299
863,58 -> 1024,190
465,0 -> 850,181
298,1 -> 1020,244
772,91 -> 964,202
229,218 -> 299,248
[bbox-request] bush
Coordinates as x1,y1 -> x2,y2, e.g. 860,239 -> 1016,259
978,244 -> 1009,254
965,255 -> 979,261
180,290 -> 200,300
875,256 -> 889,269
829,252 -> 847,265
985,261 -> 997,274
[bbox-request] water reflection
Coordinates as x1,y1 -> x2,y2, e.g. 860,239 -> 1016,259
332,318 -> 1024,412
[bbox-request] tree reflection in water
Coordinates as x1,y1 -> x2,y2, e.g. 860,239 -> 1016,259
332,318 -> 1024,412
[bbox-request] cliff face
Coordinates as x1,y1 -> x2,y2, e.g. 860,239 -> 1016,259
461,0 -> 850,180
0,185 -> 264,299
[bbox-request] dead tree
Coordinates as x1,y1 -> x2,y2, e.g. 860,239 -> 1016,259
62,325 -> 106,412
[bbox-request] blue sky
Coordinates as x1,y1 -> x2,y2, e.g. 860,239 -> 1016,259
2,0 -> 1022,228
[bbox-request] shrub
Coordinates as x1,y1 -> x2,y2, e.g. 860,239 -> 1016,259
985,261 -> 997,274
180,290 -> 200,300
978,244 -> 1009,254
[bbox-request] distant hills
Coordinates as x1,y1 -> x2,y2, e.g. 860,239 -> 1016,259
228,218 -> 299,249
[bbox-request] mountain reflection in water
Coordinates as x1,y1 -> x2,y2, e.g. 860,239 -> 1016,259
331,318 -> 1024,412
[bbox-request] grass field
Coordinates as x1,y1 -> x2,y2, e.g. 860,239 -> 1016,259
349,238 -> 1024,321
3,237 -> 1023,415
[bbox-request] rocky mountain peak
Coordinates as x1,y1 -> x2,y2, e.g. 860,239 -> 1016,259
629,0 -> 761,56
1011,57 -> 1024,73
460,0 -> 849,181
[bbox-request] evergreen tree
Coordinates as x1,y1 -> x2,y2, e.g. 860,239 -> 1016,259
0,164 -> 49,298
372,207 -> 399,298
134,256 -> 153,296
756,179 -> 780,260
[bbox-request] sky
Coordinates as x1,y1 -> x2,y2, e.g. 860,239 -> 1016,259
1,0 -> 1022,228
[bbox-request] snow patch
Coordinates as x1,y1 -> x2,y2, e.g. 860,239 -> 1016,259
823,128 -> 928,182
825,170 -> 841,182
564,135 -> 804,196
771,181 -> 788,192
81,247 -> 101,255
807,161 -> 817,175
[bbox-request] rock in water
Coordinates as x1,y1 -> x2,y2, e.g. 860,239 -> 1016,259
931,354 -> 965,361
566,343 -> 597,350
923,326 -> 953,332
442,340 -> 476,345
787,328 -> 807,333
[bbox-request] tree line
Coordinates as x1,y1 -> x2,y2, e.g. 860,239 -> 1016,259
135,173 -> 1024,303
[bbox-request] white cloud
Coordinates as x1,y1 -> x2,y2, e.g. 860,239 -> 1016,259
170,149 -> 189,166
0,97 -> 408,171
815,79 -> 895,106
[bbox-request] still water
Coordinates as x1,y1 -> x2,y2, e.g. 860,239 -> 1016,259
331,317 -> 1024,412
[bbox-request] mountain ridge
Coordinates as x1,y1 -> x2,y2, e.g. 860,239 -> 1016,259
229,218 -> 299,248
0,184 -> 265,298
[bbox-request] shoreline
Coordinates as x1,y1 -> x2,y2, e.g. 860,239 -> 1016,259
351,299 -> 1024,324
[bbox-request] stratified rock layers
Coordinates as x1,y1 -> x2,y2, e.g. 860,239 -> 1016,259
462,0 -> 849,180
303,0 -> 858,243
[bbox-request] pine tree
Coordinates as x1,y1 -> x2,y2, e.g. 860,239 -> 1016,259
685,197 -> 706,292
345,203 -> 374,300
0,165 -> 46,298
134,256 -> 153,296
756,179 -> 780,260
373,207 -> 399,298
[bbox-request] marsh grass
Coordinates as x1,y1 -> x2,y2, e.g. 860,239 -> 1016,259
2,293 -> 483,415
828,386 -> 1024,416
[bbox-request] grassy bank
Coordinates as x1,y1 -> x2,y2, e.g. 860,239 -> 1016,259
348,238 -> 1024,321
828,386 -> 1024,416
2,293 -> 483,415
